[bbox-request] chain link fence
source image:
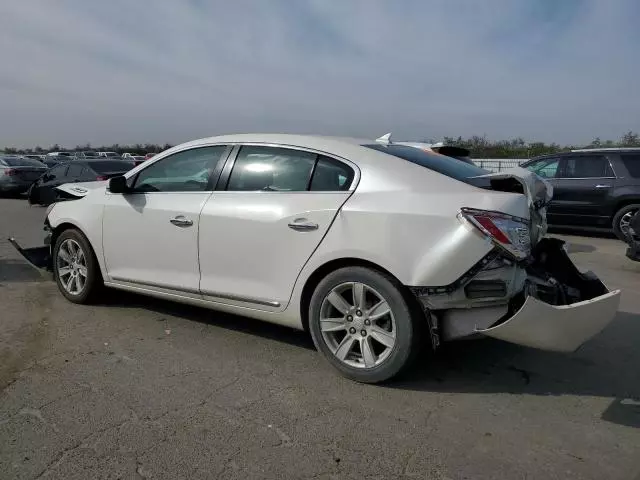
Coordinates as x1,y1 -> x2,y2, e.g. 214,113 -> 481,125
471,158 -> 527,172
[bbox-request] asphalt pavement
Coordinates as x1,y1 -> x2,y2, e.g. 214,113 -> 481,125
1,197 -> 639,479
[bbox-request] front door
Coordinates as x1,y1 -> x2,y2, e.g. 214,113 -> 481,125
198,145 -> 356,310
102,145 -> 229,292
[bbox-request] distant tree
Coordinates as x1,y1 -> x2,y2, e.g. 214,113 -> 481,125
620,131 -> 640,147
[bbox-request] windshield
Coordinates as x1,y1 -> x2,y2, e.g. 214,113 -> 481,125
57,152 -> 73,157
101,152 -> 119,157
89,161 -> 134,173
363,144 -> 490,186
1,157 -> 46,167
82,151 -> 98,157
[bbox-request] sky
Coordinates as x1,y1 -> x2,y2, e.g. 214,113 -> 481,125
1,0 -> 639,148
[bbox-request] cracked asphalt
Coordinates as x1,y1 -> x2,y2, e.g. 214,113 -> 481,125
1,197 -> 640,480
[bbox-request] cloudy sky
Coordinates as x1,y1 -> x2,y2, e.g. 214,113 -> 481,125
1,0 -> 639,148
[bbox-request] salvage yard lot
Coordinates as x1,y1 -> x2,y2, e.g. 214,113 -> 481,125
1,198 -> 639,479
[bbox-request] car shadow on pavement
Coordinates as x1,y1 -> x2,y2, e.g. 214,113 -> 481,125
0,258 -> 46,284
393,311 -> 640,427
100,289 -> 316,351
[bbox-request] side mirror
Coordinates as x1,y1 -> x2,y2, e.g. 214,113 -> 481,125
108,176 -> 129,194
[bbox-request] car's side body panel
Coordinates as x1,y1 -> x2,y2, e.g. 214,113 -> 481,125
198,191 -> 351,311
102,191 -> 212,292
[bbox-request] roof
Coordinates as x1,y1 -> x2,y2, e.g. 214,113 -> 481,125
571,147 -> 640,153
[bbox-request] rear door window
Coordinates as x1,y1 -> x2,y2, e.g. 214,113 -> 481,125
620,154 -> 640,178
67,163 -> 84,178
309,156 -> 354,191
560,155 -> 613,178
227,146 -> 316,191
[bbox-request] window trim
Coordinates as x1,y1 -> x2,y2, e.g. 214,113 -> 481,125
558,155 -> 617,180
216,142 -> 359,193
119,145 -> 232,194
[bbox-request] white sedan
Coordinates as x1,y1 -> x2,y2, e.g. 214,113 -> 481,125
12,134 -> 621,383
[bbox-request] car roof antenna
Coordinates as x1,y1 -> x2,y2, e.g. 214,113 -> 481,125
375,133 -> 392,145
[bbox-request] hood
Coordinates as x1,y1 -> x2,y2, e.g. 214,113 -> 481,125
54,181 -> 107,199
475,167 -> 553,245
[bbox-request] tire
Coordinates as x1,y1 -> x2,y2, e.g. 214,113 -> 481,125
52,228 -> 103,304
308,266 -> 423,384
613,204 -> 640,241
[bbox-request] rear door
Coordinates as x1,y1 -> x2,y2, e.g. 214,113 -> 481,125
552,155 -> 616,226
198,145 -> 357,310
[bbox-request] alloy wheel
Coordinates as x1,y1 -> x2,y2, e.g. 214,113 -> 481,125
620,210 -> 637,237
57,238 -> 88,295
319,282 -> 396,369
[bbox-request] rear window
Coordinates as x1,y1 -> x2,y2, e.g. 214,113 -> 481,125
621,154 -> 640,178
363,144 -> 489,185
1,157 -> 45,167
88,161 -> 134,173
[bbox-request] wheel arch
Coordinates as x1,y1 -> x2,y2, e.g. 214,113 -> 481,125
50,221 -> 105,279
612,198 -> 640,220
298,257 -> 420,333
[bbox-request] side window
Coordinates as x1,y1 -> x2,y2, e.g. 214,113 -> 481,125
525,158 -> 560,179
132,146 -> 226,192
561,156 -> 613,178
621,154 -> 640,178
310,156 -> 354,191
46,165 -> 68,181
67,163 -> 84,178
227,146 -> 316,191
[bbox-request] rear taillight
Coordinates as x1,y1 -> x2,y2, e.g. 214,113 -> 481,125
3,169 -> 17,176
96,175 -> 108,181
459,208 -> 531,260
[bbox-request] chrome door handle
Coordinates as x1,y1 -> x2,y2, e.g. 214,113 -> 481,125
170,215 -> 193,227
287,218 -> 318,231
595,184 -> 611,189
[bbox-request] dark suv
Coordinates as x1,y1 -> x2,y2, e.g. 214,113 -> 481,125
521,148 -> 640,239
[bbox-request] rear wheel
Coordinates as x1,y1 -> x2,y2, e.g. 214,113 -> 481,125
613,204 -> 640,240
53,229 -> 103,303
308,267 -> 422,383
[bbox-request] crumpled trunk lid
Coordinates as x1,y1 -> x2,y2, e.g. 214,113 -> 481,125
474,167 -> 553,245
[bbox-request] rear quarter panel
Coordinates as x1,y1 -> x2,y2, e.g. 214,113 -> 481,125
281,155 -> 530,327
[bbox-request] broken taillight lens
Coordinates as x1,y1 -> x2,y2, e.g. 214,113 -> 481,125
460,208 -> 531,260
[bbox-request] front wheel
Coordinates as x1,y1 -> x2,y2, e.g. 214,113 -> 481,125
53,229 -> 103,303
613,204 -> 640,241
308,267 -> 422,383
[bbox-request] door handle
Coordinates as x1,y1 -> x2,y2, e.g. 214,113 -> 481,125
170,215 -> 193,227
595,184 -> 611,189
287,218 -> 319,231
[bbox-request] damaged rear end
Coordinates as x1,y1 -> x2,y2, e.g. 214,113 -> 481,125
413,167 -> 621,353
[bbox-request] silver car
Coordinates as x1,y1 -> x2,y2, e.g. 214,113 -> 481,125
0,156 -> 48,195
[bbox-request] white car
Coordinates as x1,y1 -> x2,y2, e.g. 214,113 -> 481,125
11,134 -> 621,383
98,151 -> 119,158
